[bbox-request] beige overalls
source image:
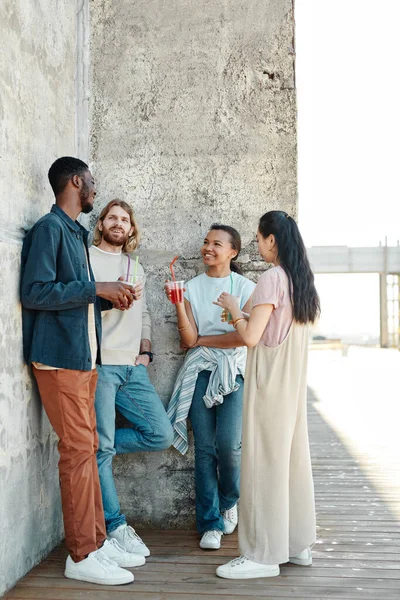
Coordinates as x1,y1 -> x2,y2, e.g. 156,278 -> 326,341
238,322 -> 316,565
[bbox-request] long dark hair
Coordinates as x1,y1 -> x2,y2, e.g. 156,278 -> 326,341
209,224 -> 242,274
258,211 -> 320,324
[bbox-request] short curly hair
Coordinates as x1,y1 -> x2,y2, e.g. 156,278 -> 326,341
48,157 -> 88,196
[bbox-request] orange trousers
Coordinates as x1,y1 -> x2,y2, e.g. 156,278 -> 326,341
33,367 -> 106,562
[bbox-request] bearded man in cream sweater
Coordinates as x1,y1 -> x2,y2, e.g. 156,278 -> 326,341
90,199 -> 174,558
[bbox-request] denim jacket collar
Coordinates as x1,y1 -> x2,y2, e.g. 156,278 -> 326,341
51,204 -> 88,238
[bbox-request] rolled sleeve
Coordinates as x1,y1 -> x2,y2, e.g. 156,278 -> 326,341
252,269 -> 280,309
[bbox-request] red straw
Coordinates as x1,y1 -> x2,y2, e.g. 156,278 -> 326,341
169,255 -> 179,282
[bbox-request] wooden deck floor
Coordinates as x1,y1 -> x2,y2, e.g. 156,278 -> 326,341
4,349 -> 400,599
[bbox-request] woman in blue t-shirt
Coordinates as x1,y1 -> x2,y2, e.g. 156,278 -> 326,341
166,225 -> 255,550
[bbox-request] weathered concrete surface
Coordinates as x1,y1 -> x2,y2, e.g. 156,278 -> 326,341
90,0 -> 297,528
0,1 -> 77,594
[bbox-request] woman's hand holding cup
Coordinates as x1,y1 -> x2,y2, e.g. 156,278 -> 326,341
213,293 -> 241,323
213,292 -> 236,310
165,280 -> 185,304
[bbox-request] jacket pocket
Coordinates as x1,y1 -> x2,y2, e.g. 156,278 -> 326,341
43,314 -> 85,360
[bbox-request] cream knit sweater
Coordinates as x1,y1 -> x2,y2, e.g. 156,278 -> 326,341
89,246 -> 151,366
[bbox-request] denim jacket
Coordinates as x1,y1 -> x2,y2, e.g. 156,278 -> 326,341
21,204 -> 111,370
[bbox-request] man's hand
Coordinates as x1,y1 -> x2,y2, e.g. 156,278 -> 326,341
135,354 -> 150,367
96,282 -> 135,310
118,276 -> 143,301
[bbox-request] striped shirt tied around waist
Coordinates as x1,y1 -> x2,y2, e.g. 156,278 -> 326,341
167,346 -> 246,455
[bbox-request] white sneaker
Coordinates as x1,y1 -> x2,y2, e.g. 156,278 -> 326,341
108,524 -> 150,557
222,504 -> 238,534
216,555 -> 280,579
289,547 -> 312,566
101,538 -> 146,568
199,530 -> 223,550
64,548 -> 134,585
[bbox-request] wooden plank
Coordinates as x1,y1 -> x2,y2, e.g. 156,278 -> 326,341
12,575 -> 400,593
36,557 -> 400,572
37,552 -> 400,568
30,559 -> 400,573
26,562 -> 400,580
5,588 -> 400,600
8,579 -> 400,599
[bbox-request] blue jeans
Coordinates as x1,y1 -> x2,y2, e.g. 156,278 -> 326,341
95,364 -> 174,533
189,370 -> 244,534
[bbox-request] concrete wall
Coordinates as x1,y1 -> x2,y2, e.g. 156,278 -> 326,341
90,0 -> 297,528
0,0 -> 297,592
0,1 -> 78,594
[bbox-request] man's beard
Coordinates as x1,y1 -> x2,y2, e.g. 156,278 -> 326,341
80,181 -> 94,214
102,227 -> 129,247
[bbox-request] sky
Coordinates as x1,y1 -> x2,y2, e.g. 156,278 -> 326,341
295,1 -> 400,342
296,0 -> 400,249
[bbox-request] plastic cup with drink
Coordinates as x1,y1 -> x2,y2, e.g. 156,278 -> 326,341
221,295 -> 240,323
166,280 -> 185,304
166,255 -> 185,304
125,273 -> 145,287
123,256 -> 145,300
220,273 -> 239,323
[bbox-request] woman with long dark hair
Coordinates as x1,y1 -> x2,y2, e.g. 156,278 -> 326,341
166,225 -> 255,550
215,211 -> 320,579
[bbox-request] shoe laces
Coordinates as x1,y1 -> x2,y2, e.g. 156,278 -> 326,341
203,530 -> 222,541
230,555 -> 248,567
93,548 -> 118,569
224,507 -> 236,521
105,538 -> 126,554
124,525 -> 144,545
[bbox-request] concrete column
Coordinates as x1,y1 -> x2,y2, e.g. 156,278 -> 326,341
76,0 -> 90,162
90,0 -> 297,527
380,273 -> 389,348
380,239 -> 389,348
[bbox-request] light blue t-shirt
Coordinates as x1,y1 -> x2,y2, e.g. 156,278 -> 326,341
184,272 -> 256,336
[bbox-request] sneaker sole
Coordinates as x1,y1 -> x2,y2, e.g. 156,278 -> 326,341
116,556 -> 146,568
124,548 -> 149,557
216,566 -> 280,579
64,570 -> 134,585
288,557 -> 312,566
200,544 -> 221,550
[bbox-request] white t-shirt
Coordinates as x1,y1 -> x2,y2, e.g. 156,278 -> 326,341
184,272 -> 256,336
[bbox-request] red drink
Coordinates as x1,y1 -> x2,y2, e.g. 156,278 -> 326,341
170,287 -> 184,303
167,281 -> 184,304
